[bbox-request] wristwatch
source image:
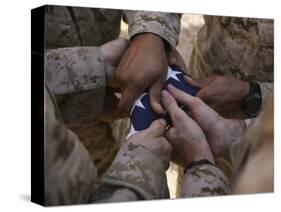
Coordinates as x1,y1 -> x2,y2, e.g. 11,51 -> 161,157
243,82 -> 262,117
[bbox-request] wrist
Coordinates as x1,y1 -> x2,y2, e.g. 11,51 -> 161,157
184,159 -> 216,174
184,141 -> 215,167
132,32 -> 166,51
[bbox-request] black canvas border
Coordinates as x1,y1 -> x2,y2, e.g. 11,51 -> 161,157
31,5 -> 45,206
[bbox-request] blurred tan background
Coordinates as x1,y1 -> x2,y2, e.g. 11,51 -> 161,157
120,14 -> 205,198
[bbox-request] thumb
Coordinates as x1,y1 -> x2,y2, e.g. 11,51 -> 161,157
161,90 -> 185,124
167,84 -> 204,112
100,38 -> 129,66
143,119 -> 167,138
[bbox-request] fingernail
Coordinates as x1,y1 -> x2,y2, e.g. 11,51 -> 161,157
162,90 -> 169,98
184,75 -> 191,80
167,84 -> 175,90
159,119 -> 166,126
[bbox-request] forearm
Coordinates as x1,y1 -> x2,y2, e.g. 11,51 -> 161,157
91,143 -> 170,202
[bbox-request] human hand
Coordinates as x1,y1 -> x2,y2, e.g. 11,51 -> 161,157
115,33 -> 168,114
185,75 -> 250,118
128,119 -> 172,169
100,38 -> 129,88
100,38 -> 129,122
161,89 -> 214,168
167,84 -> 246,160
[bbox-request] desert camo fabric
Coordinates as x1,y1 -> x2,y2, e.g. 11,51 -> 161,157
188,16 -> 273,110
44,5 -> 181,175
45,87 -> 169,205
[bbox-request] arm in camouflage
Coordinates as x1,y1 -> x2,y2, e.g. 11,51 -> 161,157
45,47 -> 106,125
181,164 -> 231,197
46,87 -> 169,205
45,87 -> 98,206
91,142 -> 170,202
188,17 -> 273,113
123,10 -> 181,49
231,97 -> 273,193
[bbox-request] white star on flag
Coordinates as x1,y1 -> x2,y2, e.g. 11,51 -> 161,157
166,67 -> 181,81
130,93 -> 147,116
126,124 -> 137,140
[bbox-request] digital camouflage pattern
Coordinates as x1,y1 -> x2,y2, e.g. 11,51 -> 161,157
45,87 -> 169,205
183,16 -> 274,194
188,16 -> 273,109
46,47 -> 106,124
45,87 -> 97,205
181,164 -> 231,197
179,97 -> 274,197
232,97 -> 274,194
45,5 -> 180,175
92,143 -> 169,202
45,5 -> 180,49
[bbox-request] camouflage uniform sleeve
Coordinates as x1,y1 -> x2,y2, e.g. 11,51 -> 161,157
45,47 -> 106,124
91,143 -> 169,202
257,82 -> 273,110
47,87 -> 168,205
231,97 -> 274,193
45,87 -> 98,206
181,164 -> 231,197
123,11 -> 181,48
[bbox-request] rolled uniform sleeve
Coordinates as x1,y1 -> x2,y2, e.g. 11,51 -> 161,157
46,47 -> 106,124
181,164 -> 231,197
123,11 -> 181,49
92,143 -> 169,202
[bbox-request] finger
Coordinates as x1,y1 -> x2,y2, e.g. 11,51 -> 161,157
161,90 -> 185,123
176,57 -> 187,73
143,119 -> 167,138
168,50 -> 187,73
194,88 -> 211,101
118,82 -> 145,113
149,77 -> 165,114
167,84 -> 202,111
183,75 -> 206,89
100,38 -> 129,66
165,127 -> 177,142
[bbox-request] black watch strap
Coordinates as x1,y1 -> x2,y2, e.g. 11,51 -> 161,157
249,82 -> 261,95
184,159 -> 215,174
243,82 -> 262,117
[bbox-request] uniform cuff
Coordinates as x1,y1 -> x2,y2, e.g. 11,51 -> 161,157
101,143 -> 170,200
46,47 -> 106,125
127,12 -> 180,49
181,164 -> 231,197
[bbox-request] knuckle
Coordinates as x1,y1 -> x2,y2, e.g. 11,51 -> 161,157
131,77 -> 143,90
159,138 -> 172,153
115,71 -> 126,82
193,96 -> 203,105
173,110 -> 183,121
152,121 -> 162,131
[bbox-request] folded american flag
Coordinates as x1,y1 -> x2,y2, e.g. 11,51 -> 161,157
126,66 -> 198,139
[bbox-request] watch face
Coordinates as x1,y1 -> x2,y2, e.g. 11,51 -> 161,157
246,96 -> 262,116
